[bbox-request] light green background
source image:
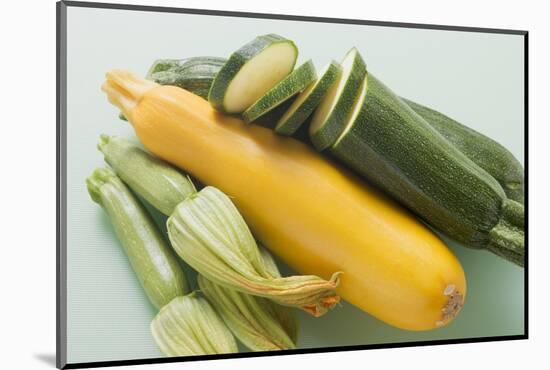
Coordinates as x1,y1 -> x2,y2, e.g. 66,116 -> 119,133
66,6 -> 525,364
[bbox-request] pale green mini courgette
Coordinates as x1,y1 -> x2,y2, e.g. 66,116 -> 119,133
86,167 -> 188,308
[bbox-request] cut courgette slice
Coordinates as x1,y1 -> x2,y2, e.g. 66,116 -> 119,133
208,34 -> 298,114
243,60 -> 316,123
309,48 -> 366,151
275,61 -> 341,136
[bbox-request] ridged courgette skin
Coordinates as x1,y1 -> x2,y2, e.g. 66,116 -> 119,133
403,98 -> 524,204
330,74 -> 524,265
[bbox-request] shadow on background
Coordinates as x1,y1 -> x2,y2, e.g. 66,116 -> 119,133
34,353 -> 56,367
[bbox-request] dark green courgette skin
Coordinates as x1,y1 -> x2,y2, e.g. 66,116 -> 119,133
330,74 -> 514,250
403,98 -> 524,204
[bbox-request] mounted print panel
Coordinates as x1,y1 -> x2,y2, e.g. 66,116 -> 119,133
57,1 -> 527,368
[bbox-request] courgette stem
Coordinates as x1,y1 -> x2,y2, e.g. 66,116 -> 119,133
487,199 -> 525,267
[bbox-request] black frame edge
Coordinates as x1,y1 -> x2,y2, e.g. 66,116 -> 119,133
57,1 -> 68,369
63,335 -> 527,369
62,0 -> 527,35
57,1 -> 529,369
523,32 -> 529,338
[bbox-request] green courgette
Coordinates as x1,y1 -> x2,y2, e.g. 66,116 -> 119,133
208,34 -> 298,113
309,48 -> 366,151
98,135 -> 196,216
243,60 -> 316,123
403,98 -> 524,204
275,61 -> 341,136
86,167 -> 189,308
329,73 -> 524,266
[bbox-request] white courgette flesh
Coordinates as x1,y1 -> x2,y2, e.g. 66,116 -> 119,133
243,60 -> 317,123
275,61 -> 341,136
309,48 -> 366,151
208,34 -> 298,114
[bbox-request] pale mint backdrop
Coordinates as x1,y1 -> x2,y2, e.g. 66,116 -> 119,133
65,6 -> 525,364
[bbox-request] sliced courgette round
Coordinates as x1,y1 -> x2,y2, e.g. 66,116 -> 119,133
309,48 -> 366,151
275,61 -> 341,136
208,34 -> 298,114
242,60 -> 317,123
332,75 -> 369,148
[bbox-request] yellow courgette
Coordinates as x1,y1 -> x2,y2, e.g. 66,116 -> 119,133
102,70 -> 466,331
